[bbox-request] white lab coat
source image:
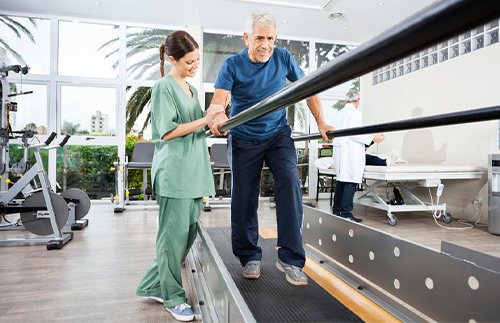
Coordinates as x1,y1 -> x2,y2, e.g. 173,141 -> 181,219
332,103 -> 373,183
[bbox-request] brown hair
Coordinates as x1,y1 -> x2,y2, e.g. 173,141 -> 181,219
160,30 -> 199,77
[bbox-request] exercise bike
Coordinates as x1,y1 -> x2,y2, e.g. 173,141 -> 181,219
0,65 -> 90,249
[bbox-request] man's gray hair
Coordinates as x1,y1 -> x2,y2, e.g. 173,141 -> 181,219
345,90 -> 360,102
245,9 -> 277,36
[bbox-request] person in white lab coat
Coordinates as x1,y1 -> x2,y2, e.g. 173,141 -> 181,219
332,90 -> 384,222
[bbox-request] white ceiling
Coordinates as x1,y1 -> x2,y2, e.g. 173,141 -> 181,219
0,0 -> 438,44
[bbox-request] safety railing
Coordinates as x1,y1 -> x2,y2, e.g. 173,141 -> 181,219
209,0 -> 500,135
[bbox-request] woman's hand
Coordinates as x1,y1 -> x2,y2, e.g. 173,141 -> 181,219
204,104 -> 225,125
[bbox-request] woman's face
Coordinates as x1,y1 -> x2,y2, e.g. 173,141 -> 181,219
171,48 -> 200,78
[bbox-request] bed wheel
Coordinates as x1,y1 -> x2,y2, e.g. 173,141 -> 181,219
442,212 -> 453,223
387,215 -> 398,226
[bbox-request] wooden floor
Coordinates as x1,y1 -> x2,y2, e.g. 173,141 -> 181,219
0,199 -> 499,322
0,203 -> 197,323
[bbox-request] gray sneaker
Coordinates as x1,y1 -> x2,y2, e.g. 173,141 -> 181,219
276,258 -> 308,286
243,260 -> 261,279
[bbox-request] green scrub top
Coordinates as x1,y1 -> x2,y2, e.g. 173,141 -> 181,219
150,75 -> 216,199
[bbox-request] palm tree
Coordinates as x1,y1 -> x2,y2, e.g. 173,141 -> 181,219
99,28 -> 172,134
100,28 -> 171,80
315,43 -> 351,68
126,85 -> 152,134
0,15 -> 37,65
62,121 -> 81,135
100,30 -> 353,135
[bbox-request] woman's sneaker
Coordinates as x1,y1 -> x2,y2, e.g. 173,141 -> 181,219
276,258 -> 308,286
147,294 -> 163,303
166,303 -> 194,322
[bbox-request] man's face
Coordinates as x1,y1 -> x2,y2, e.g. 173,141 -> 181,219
244,23 -> 277,63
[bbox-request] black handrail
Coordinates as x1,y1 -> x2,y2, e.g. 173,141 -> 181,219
294,105 -> 500,142
208,0 -> 500,134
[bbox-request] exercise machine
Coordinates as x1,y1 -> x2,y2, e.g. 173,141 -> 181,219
0,65 -> 90,249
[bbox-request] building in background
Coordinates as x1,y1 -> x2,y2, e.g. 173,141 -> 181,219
91,110 -> 108,134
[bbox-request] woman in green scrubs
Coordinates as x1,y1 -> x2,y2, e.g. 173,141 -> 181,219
136,30 -> 224,322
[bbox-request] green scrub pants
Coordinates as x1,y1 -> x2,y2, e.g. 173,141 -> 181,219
136,196 -> 202,308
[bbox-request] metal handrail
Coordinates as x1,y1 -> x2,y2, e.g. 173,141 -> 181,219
208,0 -> 500,134
294,105 -> 500,141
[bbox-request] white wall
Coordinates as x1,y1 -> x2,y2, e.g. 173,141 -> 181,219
361,43 -> 500,222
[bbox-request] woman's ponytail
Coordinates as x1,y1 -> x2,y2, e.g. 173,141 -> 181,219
159,42 -> 166,77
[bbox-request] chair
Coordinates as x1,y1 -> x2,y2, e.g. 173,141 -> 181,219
211,143 -> 230,195
316,144 -> 335,206
203,143 -> 231,211
126,142 -> 155,201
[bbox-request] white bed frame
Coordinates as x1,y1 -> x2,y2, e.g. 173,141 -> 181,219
318,164 -> 484,226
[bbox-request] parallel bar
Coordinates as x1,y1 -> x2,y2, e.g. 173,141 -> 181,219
213,0 -> 500,133
293,105 -> 500,142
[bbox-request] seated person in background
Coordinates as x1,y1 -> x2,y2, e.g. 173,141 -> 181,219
332,90 -> 384,222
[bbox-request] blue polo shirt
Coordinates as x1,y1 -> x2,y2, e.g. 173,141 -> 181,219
214,47 -> 305,140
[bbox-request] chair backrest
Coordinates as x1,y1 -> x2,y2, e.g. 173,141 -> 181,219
210,143 -> 230,168
131,142 -> 155,163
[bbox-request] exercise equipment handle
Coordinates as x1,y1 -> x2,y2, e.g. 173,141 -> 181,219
8,91 -> 33,97
45,132 -> 57,145
59,135 -> 71,147
0,65 -> 21,73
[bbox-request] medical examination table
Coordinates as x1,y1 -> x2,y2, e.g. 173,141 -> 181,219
317,163 -> 483,226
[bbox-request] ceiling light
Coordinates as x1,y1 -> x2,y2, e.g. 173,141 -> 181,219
328,12 -> 345,20
94,2 -> 101,5
195,11 -> 200,15
344,27 -> 349,30
378,2 -> 384,6
283,20 -> 288,24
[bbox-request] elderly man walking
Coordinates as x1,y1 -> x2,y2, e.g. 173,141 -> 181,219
209,9 -> 334,286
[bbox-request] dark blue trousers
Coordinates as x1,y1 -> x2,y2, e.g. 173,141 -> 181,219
332,181 -> 357,218
366,154 -> 386,166
227,126 -> 305,268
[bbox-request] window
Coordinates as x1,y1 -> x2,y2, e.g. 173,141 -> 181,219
9,144 -> 48,183
9,83 -> 48,132
0,16 -> 50,74
60,85 -> 117,136
126,85 -> 153,140
487,29 -> 499,46
58,21 -> 119,78
57,145 -> 117,198
125,27 -> 173,80
276,39 -> 309,72
203,33 -> 245,83
287,101 -> 307,135
372,18 -> 500,85
316,42 -> 358,93
316,42 -> 352,69
473,34 -> 484,51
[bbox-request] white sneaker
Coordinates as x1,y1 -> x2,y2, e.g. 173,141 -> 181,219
386,149 -> 399,166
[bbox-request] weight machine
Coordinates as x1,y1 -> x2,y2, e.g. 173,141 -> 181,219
0,65 -> 91,249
